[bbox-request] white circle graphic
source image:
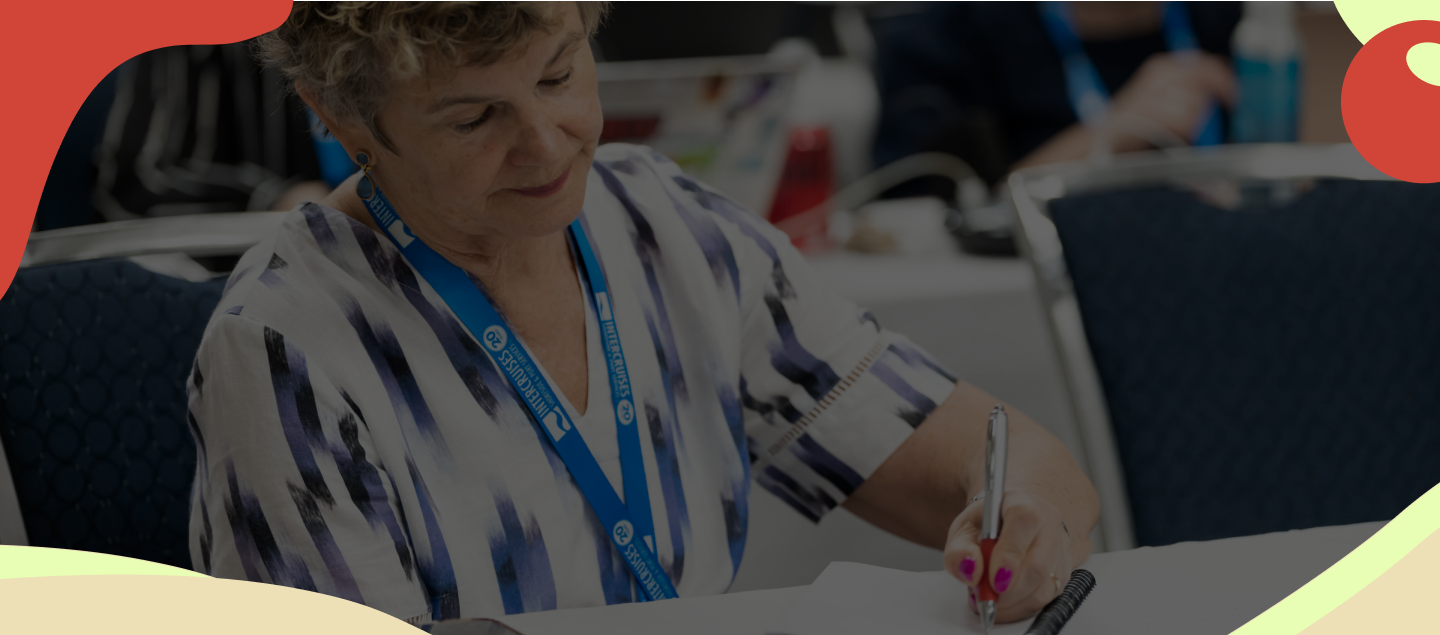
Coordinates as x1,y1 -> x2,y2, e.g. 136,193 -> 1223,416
616,399 -> 635,426
482,325 -> 507,352
612,520 -> 635,547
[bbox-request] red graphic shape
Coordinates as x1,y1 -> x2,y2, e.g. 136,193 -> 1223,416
1342,19 -> 1440,183
3,0 -> 292,296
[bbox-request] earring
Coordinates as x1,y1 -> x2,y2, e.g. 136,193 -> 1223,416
355,150 -> 376,200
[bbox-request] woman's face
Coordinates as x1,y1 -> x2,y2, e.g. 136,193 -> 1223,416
345,4 -> 602,243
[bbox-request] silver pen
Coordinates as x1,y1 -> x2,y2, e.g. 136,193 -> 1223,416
978,404 -> 1008,632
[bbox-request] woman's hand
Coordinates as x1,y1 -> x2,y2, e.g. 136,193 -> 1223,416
1107,51 -> 1237,147
942,490 -> 1075,623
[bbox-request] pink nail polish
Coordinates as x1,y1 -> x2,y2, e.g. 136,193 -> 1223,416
995,568 -> 1013,593
960,557 -> 976,581
968,588 -> 977,610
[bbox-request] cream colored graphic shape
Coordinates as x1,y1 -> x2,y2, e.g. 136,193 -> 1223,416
0,575 -> 418,633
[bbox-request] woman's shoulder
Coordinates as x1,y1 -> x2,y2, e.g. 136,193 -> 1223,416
592,142 -> 676,170
586,143 -> 758,220
203,203 -> 382,339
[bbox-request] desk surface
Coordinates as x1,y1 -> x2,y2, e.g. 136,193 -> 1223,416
806,248 -> 1033,306
491,521 -> 1383,635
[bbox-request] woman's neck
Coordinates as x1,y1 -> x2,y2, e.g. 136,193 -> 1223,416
430,230 -> 573,298
323,173 -> 574,297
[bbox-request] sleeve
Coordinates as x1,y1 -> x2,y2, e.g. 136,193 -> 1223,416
657,155 -> 961,523
187,313 -> 430,623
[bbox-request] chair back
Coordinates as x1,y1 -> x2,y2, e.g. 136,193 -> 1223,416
0,257 -> 226,567
1011,145 -> 1440,549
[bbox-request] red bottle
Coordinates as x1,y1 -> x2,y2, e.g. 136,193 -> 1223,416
767,126 -> 834,254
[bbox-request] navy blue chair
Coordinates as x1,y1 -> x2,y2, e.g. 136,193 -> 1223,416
1010,145 -> 1440,550
0,235 -> 239,566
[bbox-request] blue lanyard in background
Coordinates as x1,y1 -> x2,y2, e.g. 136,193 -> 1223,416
359,184 -> 677,602
1038,1 -> 1223,146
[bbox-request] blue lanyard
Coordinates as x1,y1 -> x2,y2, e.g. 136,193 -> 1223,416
1038,1 -> 1223,146
359,182 -> 678,602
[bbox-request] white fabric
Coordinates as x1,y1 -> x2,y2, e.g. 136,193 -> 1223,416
185,144 -> 959,621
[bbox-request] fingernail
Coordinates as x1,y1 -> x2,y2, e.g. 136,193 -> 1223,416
995,568 -> 1013,593
960,557 -> 976,581
968,587 -> 977,611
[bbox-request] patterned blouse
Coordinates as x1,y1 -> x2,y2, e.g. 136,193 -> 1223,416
186,144 -> 958,622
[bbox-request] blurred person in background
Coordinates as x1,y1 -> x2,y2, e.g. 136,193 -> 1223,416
37,43 -> 333,231
188,1 -> 1098,625
872,2 -> 1243,186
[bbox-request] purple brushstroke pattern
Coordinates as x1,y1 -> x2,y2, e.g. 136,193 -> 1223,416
669,174 -> 795,299
331,410 -> 416,580
293,228 -> 460,618
223,461 -> 319,590
489,494 -> 558,614
762,294 -> 841,400
198,497 -> 213,574
657,178 -> 743,305
357,224 -> 561,610
336,293 -> 447,449
223,263 -> 256,297
758,465 -> 836,523
596,161 -> 693,583
868,355 -> 938,428
259,327 -> 368,601
591,503 -> 635,605
406,456 -> 461,620
792,434 -> 864,496
716,383 -> 750,575
353,223 -> 407,291
288,481 -> 365,603
576,211 -> 676,598
187,409 -> 207,472
302,204 -> 344,262
740,376 -> 804,426
888,341 -> 958,383
262,328 -> 334,508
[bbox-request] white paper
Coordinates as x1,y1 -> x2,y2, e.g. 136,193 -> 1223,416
765,562 -> 1035,635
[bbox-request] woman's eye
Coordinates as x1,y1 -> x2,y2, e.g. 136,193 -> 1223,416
455,109 -> 491,133
540,67 -> 574,87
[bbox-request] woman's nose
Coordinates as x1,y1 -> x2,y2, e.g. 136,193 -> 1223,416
509,110 -> 568,167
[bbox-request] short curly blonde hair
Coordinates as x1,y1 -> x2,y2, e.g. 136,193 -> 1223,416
255,2 -> 609,149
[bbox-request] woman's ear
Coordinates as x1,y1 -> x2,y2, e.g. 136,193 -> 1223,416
296,82 -> 362,157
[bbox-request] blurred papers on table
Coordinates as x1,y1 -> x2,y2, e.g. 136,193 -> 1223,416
596,56 -> 800,217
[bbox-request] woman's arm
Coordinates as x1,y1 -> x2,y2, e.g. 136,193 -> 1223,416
1014,51 -> 1238,171
842,380 -> 1099,619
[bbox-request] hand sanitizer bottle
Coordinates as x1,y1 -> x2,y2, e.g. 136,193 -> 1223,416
1231,1 -> 1302,143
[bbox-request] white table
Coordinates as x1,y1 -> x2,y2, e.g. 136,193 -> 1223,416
493,521 -> 1383,635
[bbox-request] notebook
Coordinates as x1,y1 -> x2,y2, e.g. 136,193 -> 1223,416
764,562 -> 1094,635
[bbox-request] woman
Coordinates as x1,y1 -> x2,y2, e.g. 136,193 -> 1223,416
189,1 -> 1099,625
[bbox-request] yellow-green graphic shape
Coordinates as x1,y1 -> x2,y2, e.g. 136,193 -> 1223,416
0,545 -> 207,580
1231,481 -> 1440,634
1406,42 -> 1440,86
1335,0 -> 1440,85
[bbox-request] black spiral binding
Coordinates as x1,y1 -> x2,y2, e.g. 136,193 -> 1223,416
1024,569 -> 1097,635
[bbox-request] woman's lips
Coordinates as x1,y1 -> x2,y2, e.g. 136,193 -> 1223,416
513,167 -> 571,198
